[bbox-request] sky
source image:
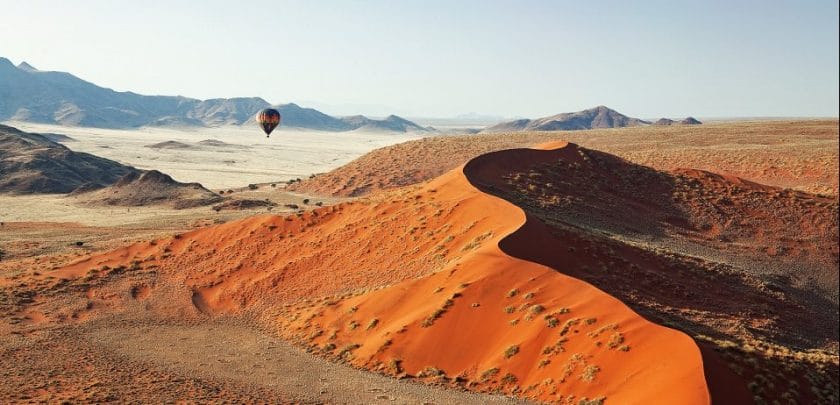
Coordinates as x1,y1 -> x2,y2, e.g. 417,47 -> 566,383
1,0 -> 838,118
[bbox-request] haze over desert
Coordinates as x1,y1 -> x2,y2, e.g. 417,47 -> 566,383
1,1 -> 838,404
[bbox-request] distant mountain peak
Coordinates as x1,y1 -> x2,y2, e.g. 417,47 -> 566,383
483,106 -> 650,132
337,113 -> 428,133
0,56 -> 427,133
17,61 -> 37,72
384,114 -> 409,122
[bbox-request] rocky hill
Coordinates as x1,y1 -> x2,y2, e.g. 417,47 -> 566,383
0,124 -> 138,194
339,114 -> 429,132
653,118 -> 677,126
482,106 -> 649,132
654,117 -> 703,126
74,170 -> 222,209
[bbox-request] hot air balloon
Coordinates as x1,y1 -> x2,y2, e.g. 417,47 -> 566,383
256,108 -> 281,137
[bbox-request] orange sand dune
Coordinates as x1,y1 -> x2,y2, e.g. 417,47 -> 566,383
276,142 -> 746,403
44,143 -> 773,403
53,174 -> 519,314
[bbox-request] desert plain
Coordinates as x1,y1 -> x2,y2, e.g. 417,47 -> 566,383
0,119 -> 838,404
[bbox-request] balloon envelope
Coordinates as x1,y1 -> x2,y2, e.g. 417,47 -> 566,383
256,109 -> 281,137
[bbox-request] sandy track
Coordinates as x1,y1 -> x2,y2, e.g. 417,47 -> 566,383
89,321 -> 528,404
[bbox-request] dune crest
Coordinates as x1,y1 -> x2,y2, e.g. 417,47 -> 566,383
275,142 -> 716,403
51,143 -> 840,403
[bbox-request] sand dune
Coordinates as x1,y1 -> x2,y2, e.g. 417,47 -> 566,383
7,141 -> 837,403
290,120 -> 839,197
276,143 -> 716,403
36,144 -> 715,403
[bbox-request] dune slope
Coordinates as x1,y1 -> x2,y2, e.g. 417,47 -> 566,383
18,143 -> 838,403
277,142 -> 716,403
289,120 -> 838,197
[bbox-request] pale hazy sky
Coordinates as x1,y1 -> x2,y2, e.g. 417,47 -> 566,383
1,0 -> 837,118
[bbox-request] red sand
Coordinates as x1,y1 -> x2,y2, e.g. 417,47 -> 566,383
277,142 -> 717,403
43,142 -> 792,403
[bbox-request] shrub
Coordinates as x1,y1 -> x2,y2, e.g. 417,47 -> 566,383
581,365 -> 600,382
529,304 -> 545,314
418,366 -> 445,378
559,318 -> 581,336
501,373 -> 518,385
338,343 -> 361,358
607,332 -> 625,349
388,359 -> 402,374
504,345 -> 520,358
480,368 -> 499,381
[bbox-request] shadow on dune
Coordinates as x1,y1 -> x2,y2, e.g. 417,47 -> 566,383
463,144 -> 837,349
461,143 -> 837,403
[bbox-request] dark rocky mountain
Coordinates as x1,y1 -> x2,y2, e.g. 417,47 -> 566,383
75,170 -> 222,209
482,106 -> 650,132
653,117 -> 702,126
653,118 -> 677,126
339,114 -> 429,132
0,124 -> 139,194
0,57 -> 427,133
1,124 -> 222,207
276,103 -> 351,131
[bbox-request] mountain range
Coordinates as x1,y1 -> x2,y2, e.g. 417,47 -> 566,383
0,57 -> 429,133
482,105 -> 651,132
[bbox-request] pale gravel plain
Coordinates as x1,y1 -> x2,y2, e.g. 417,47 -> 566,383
3,121 -> 425,189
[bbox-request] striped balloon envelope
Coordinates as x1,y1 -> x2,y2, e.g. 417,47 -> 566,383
256,108 -> 281,137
